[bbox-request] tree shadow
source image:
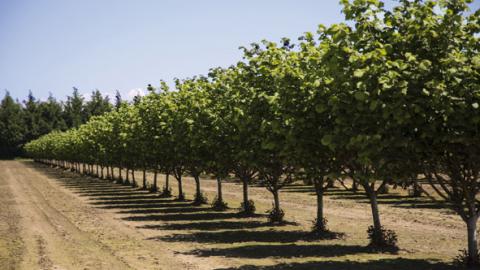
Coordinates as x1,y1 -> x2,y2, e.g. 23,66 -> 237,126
138,221 -> 283,231
187,243 -> 374,259
215,258 -> 457,270
123,212 -> 259,222
91,198 -> 183,205
151,229 -> 325,244
117,207 -> 209,215
98,202 -> 194,209
88,194 -> 164,201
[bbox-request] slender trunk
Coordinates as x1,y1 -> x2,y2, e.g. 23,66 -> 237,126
119,167 -> 123,181
242,177 -> 249,206
273,190 -> 280,212
131,169 -> 136,187
100,166 -> 104,179
142,169 -> 147,189
216,177 -> 223,202
326,178 -> 335,188
194,174 -> 201,198
110,166 -> 114,180
96,164 -> 99,177
177,175 -> 183,198
365,184 -> 382,231
126,168 -> 130,182
467,215 -> 479,265
412,182 -> 422,197
165,173 -> 169,189
153,170 -> 158,191
313,178 -> 325,229
352,179 -> 359,192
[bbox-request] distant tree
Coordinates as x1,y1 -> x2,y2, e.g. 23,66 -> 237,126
0,91 -> 25,158
23,90 -> 40,142
84,90 -> 112,119
63,87 -> 84,128
37,94 -> 67,134
114,90 -> 123,110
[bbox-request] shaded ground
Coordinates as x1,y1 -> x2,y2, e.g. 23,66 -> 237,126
0,160 -> 467,269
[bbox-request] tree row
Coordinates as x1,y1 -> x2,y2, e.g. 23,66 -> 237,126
25,0 -> 480,266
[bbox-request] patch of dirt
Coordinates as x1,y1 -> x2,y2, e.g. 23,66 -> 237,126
0,160 -> 193,270
1,160 -> 467,269
0,168 -> 23,270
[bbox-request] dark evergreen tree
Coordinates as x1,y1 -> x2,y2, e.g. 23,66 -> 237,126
0,91 -> 26,158
84,90 -> 112,119
23,90 -> 40,142
63,87 -> 84,128
114,90 -> 123,110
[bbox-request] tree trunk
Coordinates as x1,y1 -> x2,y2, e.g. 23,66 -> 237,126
273,190 -> 280,212
126,168 -> 130,182
142,169 -> 147,189
365,185 -> 382,231
194,174 -> 201,198
412,182 -> 422,197
352,179 -> 359,192
165,173 -> 169,189
131,169 -> 136,187
216,177 -> 223,202
313,178 -> 325,229
153,170 -> 157,191
177,175 -> 183,198
326,178 -> 335,188
111,166 -> 114,180
242,177 -> 249,206
467,215 -> 479,265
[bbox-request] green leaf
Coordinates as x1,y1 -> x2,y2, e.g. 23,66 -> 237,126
354,69 -> 366,78
321,134 -> 333,146
315,103 -> 327,113
354,91 -> 368,101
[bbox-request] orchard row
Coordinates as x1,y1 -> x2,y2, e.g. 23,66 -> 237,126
25,0 -> 480,266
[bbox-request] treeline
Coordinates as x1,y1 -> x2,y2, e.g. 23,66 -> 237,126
0,88 -> 121,158
25,0 -> 480,267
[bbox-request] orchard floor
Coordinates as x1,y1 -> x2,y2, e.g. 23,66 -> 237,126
0,160 -> 469,270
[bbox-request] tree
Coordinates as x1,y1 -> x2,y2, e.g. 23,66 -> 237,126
278,33 -> 339,233
63,87 -> 84,128
0,91 -> 25,158
84,90 -> 112,119
234,41 -> 296,223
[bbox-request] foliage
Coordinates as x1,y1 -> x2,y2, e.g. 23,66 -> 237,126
240,200 -> 256,215
267,204 -> 285,224
367,225 -> 399,251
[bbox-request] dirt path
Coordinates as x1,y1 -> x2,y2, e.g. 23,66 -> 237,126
0,160 -> 193,270
0,160 -> 467,269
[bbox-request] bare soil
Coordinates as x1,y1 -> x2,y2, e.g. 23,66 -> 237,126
0,160 -> 469,269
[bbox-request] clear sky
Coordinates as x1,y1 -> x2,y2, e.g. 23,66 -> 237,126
1,0 -> 478,102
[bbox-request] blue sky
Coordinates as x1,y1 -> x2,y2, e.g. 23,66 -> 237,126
0,0 -> 478,102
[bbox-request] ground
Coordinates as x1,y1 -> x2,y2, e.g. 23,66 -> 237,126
0,160 -> 468,269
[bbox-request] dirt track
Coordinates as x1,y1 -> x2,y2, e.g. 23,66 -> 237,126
0,160 -> 469,269
0,160 -> 192,270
